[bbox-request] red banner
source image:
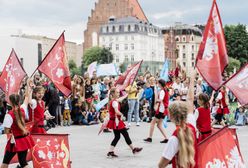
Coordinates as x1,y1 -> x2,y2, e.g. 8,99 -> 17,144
224,63 -> 248,106
37,32 -> 72,97
0,49 -> 27,102
198,127 -> 245,167
115,61 -> 142,91
196,0 -> 228,90
31,134 -> 71,168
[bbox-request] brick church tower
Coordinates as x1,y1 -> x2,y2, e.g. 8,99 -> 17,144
83,0 -> 148,51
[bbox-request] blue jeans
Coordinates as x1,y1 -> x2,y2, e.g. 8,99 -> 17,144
128,99 -> 140,123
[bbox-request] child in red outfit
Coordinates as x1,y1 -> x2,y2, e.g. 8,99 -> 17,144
106,87 -> 142,157
1,94 -> 35,168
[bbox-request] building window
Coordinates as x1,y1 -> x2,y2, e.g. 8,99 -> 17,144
116,55 -> 119,63
131,43 -> 134,50
191,36 -> 194,41
183,53 -> 186,59
107,26 -> 109,33
183,36 -> 186,42
125,44 -> 128,50
183,62 -> 186,67
112,26 -> 115,33
125,55 -> 129,62
145,27 -> 147,32
109,43 -> 112,50
191,53 -> 194,60
116,44 -> 119,50
131,55 -> 134,62
128,25 -> 131,32
192,45 -> 194,51
183,45 -> 185,50
119,25 -> 122,32
175,37 -> 180,42
192,62 -> 194,67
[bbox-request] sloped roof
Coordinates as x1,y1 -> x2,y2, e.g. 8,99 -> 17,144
127,0 -> 148,22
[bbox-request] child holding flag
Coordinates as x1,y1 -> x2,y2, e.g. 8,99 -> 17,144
1,94 -> 34,168
106,87 -> 142,158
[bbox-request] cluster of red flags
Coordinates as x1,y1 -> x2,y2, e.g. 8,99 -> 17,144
0,32 -> 72,101
196,0 -> 247,106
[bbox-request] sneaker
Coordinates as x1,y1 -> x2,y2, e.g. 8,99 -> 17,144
143,137 -> 152,143
136,122 -> 140,126
128,123 -> 131,128
132,147 -> 143,154
160,139 -> 169,143
103,129 -> 111,133
107,151 -> 118,158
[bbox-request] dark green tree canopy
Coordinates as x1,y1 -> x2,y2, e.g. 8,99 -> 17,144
224,24 -> 248,65
82,46 -> 114,67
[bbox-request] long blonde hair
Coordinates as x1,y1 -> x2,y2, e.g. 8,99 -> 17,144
169,101 -> 195,168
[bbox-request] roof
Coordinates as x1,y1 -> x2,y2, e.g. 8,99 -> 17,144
127,0 -> 148,22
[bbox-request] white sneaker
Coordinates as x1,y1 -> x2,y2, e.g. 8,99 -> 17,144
136,122 -> 140,126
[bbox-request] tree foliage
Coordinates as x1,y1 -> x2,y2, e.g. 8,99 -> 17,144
226,57 -> 241,75
224,24 -> 248,65
68,59 -> 81,77
82,46 -> 114,67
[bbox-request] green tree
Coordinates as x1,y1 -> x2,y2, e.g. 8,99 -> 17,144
226,57 -> 241,75
224,24 -> 248,65
82,46 -> 113,67
68,59 -> 81,77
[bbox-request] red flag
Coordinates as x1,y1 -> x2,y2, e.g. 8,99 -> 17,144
31,134 -> 71,168
115,61 -> 142,91
224,63 -> 248,106
197,127 -> 245,167
37,32 -> 72,97
0,49 -> 27,102
196,0 -> 228,90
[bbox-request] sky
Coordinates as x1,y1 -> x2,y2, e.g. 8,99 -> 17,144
0,0 -> 247,44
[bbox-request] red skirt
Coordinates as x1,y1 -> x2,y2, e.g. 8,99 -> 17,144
30,126 -> 46,134
155,108 -> 168,116
5,134 -> 35,152
217,107 -> 230,115
106,120 -> 126,130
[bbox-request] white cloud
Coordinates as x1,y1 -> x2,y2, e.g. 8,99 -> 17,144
152,8 -> 203,20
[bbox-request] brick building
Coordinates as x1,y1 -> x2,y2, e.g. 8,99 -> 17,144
83,0 -> 148,52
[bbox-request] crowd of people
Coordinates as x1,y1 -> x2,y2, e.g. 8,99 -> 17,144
0,68 -> 247,167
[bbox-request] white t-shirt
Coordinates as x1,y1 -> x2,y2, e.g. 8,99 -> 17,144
159,90 -> 165,113
20,104 -> 29,120
112,101 -> 118,109
187,113 -> 197,129
216,92 -> 223,101
2,113 -> 13,128
162,136 -> 179,160
172,82 -> 181,92
30,99 -> 38,110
